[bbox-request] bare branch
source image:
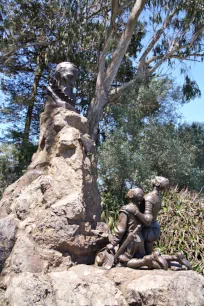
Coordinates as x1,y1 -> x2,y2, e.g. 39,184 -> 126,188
172,53 -> 204,59
86,2 -> 110,20
149,26 -> 204,74
0,41 -> 49,64
111,0 -> 118,27
138,5 -> 179,72
95,0 -> 122,90
117,0 -> 135,14
104,0 -> 146,89
145,55 -> 164,64
109,79 -> 135,103
86,7 -> 104,20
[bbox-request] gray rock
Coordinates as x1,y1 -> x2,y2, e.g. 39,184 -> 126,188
4,265 -> 204,306
0,215 -> 17,272
0,97 -> 108,278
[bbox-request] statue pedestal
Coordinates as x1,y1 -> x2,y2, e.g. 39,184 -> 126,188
2,265 -> 204,306
0,97 -> 108,281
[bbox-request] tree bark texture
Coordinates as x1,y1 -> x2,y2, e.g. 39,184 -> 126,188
87,0 -> 146,141
24,65 -> 42,142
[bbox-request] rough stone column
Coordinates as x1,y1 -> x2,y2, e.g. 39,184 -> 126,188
0,93 -> 108,285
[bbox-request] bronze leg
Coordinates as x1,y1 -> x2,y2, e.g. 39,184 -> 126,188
145,241 -> 153,255
127,258 -> 147,269
162,253 -> 192,270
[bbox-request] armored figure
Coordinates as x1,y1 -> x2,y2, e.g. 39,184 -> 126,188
107,188 -> 146,263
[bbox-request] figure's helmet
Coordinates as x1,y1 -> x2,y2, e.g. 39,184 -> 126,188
151,176 -> 169,190
126,188 -> 144,202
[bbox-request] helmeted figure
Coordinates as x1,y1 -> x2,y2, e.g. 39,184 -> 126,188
107,188 -> 145,263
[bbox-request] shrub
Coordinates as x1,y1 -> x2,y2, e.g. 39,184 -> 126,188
157,188 -> 203,274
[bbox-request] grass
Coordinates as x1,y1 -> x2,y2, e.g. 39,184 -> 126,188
157,188 -> 204,274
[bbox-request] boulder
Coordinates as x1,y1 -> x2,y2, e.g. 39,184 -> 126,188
0,96 -> 108,279
0,215 -> 17,272
3,265 -> 204,306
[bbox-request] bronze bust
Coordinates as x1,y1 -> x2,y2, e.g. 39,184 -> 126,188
48,61 -> 78,106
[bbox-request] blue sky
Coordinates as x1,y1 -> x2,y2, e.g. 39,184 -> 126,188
170,61 -> 204,123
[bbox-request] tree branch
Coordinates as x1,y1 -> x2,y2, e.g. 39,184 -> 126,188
149,25 -> 204,74
104,0 -> 146,89
0,41 -> 49,64
95,0 -> 119,90
137,5 -> 179,72
117,0 -> 135,14
109,79 -> 135,103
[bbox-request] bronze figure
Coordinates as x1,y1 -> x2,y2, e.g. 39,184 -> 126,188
136,176 -> 169,255
95,177 -> 192,270
48,61 -> 78,106
106,188 -> 146,263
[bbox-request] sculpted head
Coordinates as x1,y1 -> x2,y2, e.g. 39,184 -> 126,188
152,176 -> 169,191
54,62 -> 78,99
126,188 -> 144,203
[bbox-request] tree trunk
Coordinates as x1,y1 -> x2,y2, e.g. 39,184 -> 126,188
87,87 -> 108,142
23,64 -> 42,142
87,0 -> 146,141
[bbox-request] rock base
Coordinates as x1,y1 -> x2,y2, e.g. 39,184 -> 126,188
1,265 -> 204,306
0,99 -> 108,278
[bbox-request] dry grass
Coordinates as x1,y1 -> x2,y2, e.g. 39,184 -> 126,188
157,188 -> 204,274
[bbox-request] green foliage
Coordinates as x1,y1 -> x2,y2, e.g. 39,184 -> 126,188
101,191 -> 122,231
98,77 -> 196,197
136,122 -> 197,188
0,144 -> 18,198
157,188 -> 204,274
182,76 -> 201,102
0,131 -> 37,197
13,140 -> 37,177
177,122 -> 204,191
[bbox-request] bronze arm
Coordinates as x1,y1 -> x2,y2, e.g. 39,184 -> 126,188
135,201 -> 153,226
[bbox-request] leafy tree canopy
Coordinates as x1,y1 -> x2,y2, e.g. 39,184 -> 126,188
0,0 -> 203,141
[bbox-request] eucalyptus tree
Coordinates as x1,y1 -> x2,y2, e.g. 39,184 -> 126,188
98,77 -> 196,197
1,0 -> 203,143
86,0 -> 204,140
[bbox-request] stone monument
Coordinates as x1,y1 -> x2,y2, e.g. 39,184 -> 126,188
0,62 -> 108,285
95,178 -> 192,270
0,63 -> 203,306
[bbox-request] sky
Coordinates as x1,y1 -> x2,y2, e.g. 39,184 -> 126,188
172,61 -> 204,123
